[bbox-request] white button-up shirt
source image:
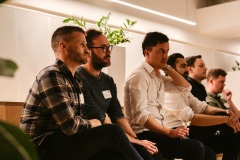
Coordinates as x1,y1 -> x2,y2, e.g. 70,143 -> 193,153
124,62 -> 190,134
161,89 -> 208,128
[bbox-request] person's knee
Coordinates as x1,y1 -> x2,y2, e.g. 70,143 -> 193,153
104,124 -> 123,132
102,124 -> 126,139
191,139 -> 205,154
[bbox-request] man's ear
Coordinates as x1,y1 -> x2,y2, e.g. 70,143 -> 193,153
59,42 -> 66,49
144,50 -> 149,57
209,77 -> 214,84
187,66 -> 192,73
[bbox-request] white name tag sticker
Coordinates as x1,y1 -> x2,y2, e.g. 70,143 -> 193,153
102,90 -> 112,99
80,93 -> 85,104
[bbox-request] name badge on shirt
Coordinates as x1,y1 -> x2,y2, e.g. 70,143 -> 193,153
80,93 -> 85,104
102,90 -> 112,99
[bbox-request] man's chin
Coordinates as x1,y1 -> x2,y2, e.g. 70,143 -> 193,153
81,59 -> 88,64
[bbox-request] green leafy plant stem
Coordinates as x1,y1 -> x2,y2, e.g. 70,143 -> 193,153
63,12 -> 137,45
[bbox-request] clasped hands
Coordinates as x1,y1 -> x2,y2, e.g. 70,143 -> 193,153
226,110 -> 240,133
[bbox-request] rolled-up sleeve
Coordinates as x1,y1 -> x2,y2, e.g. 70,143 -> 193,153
163,76 -> 192,92
188,92 -> 207,114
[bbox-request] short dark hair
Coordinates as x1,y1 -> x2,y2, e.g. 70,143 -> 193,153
86,29 -> 103,47
206,68 -> 227,82
142,31 -> 169,56
51,26 -> 85,52
167,53 -> 185,69
185,55 -> 202,67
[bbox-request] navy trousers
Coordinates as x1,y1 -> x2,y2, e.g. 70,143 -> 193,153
137,131 -> 216,160
36,124 -> 143,160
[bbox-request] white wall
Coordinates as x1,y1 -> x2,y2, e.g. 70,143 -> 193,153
225,71 -> 240,109
0,2 -> 240,102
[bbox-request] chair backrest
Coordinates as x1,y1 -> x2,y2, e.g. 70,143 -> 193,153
0,102 -> 24,127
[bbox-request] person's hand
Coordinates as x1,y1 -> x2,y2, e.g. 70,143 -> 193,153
136,139 -> 158,155
89,119 -> 101,128
235,122 -> 240,133
223,89 -> 232,102
160,64 -> 168,71
103,118 -> 112,124
228,122 -> 240,133
226,110 -> 239,125
226,110 -> 240,132
168,126 -> 189,138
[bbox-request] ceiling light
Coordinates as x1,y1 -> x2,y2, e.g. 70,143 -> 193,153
110,0 -> 196,25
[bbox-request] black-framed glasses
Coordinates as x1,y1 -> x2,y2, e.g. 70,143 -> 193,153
88,45 -> 113,53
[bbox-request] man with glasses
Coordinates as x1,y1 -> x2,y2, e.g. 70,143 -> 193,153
77,29 -> 161,160
20,26 -> 143,160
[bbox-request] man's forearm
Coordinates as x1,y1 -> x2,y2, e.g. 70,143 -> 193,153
116,118 -> 137,138
143,116 -> 172,136
191,114 -> 229,126
163,65 -> 189,87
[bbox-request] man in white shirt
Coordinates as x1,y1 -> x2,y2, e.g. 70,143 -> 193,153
163,53 -> 240,160
124,32 -> 216,160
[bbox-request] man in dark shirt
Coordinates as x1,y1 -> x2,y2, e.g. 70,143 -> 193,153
186,55 -> 207,101
20,26 -> 143,160
77,29 -> 160,160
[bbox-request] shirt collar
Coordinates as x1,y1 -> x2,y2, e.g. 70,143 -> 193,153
55,58 -> 77,79
207,92 -> 221,99
142,62 -> 161,77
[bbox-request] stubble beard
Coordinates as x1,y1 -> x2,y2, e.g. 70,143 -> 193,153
91,51 -> 111,71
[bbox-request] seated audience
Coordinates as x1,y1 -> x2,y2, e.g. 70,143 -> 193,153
162,53 -> 240,160
20,26 -> 143,160
77,29 -> 160,160
124,31 -> 216,160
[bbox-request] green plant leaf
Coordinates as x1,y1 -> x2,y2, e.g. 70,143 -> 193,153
0,121 -> 38,160
63,12 -> 137,45
236,60 -> 240,66
63,16 -> 87,29
0,58 -> 18,77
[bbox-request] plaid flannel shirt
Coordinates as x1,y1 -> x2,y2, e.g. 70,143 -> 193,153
20,59 -> 91,145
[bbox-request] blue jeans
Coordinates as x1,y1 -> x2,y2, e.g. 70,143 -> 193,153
137,131 -> 216,160
36,124 -> 143,160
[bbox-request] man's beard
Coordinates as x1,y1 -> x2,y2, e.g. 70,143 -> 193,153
68,48 -> 88,64
91,51 -> 111,71
182,71 -> 189,80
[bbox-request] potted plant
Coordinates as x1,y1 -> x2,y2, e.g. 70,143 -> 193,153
63,12 -> 137,45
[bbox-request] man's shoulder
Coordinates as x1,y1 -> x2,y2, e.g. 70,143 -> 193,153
206,93 -> 218,104
187,77 -> 196,84
37,64 -> 61,78
126,66 -> 148,82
